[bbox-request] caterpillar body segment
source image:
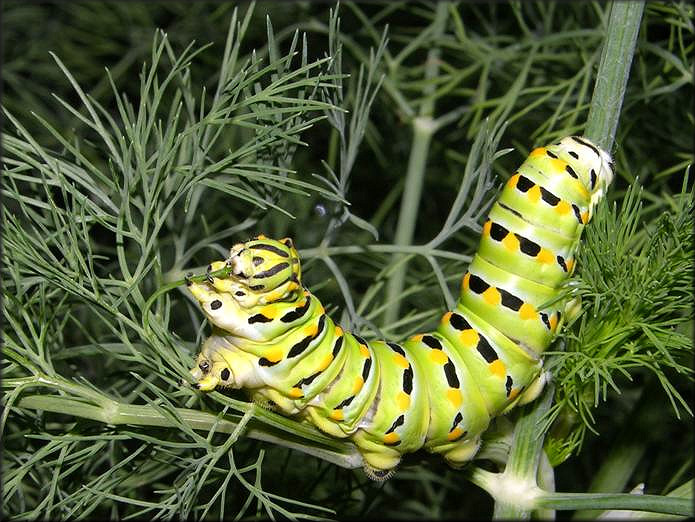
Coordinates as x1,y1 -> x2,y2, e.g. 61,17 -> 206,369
187,137 -> 614,478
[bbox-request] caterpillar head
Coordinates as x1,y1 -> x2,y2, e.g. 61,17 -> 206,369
224,235 -> 302,303
555,136 -> 615,214
187,235 -> 303,337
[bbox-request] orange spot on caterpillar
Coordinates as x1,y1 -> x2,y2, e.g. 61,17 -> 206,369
303,322 -> 319,336
549,158 -> 567,172
507,173 -> 520,188
359,344 -> 370,358
529,147 -> 546,158
482,287 -> 502,306
502,233 -> 520,252
352,377 -> 364,394
289,387 -> 304,398
265,349 -> 283,363
393,353 -> 409,368
330,409 -> 344,421
549,313 -> 559,331
581,211 -> 589,224
383,432 -> 400,444
446,389 -> 463,408
489,359 -> 506,377
318,353 -> 333,371
396,391 -> 410,411
442,311 -> 453,324
462,272 -> 471,291
260,304 -> 277,317
566,258 -> 575,272
483,220 -> 492,236
527,184 -> 541,203
429,349 -> 448,364
410,334 -> 424,342
537,248 -> 554,264
334,326 -> 343,337
508,388 -> 520,401
555,200 -> 571,214
447,427 -> 465,441
519,303 -> 538,320
460,329 -> 479,347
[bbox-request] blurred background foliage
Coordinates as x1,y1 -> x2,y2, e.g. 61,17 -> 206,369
2,1 -> 692,519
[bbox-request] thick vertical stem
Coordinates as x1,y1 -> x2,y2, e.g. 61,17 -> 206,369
585,1 -> 644,151
383,2 -> 449,325
487,2 -> 644,517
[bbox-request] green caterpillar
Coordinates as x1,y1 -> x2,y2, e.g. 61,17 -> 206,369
187,136 -> 614,479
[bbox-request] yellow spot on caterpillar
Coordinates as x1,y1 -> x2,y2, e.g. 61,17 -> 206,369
446,389 -> 463,408
502,233 -> 520,252
574,181 -> 590,198
527,184 -> 541,203
519,303 -> 538,320
383,432 -> 400,444
429,349 -> 448,365
549,313 -> 559,331
530,147 -> 546,158
508,388 -> 520,401
581,211 -> 589,224
352,376 -> 364,394
330,409 -> 343,421
265,349 -> 283,363
460,329 -> 479,347
260,304 -> 277,317
359,344 -> 370,358
549,158 -> 567,173
318,304 -> 326,314
447,427 -> 465,441
335,326 -> 343,337
289,387 -> 304,398
537,248 -> 554,264
393,353 -> 409,368
319,353 -> 333,371
483,287 -> 502,306
442,311 -> 453,324
256,234 -> 267,240
483,220 -> 492,236
396,391 -> 410,411
566,258 -> 575,272
489,359 -> 506,377
303,322 -> 319,336
555,200 -> 571,214
507,173 -> 520,188
462,272 -> 471,291
410,334 -> 424,342
210,261 -> 227,271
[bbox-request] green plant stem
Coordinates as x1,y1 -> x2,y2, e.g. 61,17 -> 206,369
383,2 -> 449,325
468,469 -> 692,517
482,1 -> 646,516
585,1 -> 645,150
492,386 -> 555,519
534,492 -> 693,517
11,392 -> 362,470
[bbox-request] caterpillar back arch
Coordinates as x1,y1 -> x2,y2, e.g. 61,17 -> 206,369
187,137 -> 614,479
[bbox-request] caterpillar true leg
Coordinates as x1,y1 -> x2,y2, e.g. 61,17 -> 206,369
187,136 -> 614,478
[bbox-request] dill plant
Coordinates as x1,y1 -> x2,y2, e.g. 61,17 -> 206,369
2,1 -> 693,520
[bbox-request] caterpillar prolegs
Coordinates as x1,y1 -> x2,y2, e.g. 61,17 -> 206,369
187,136 -> 614,479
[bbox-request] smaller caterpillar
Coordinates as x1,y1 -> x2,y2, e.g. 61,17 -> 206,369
186,136 -> 613,479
